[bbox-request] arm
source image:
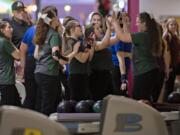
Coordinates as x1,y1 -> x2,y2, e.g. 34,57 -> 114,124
95,28 -> 111,51
11,47 -> 20,60
117,51 -> 126,75
74,51 -> 90,63
19,42 -> 28,77
117,51 -> 128,90
109,35 -> 119,46
163,39 -> 171,79
87,44 -> 95,61
95,19 -> 111,51
52,46 -> 69,65
66,41 -> 80,61
4,39 -> 20,60
34,45 -> 40,59
113,20 -> 132,43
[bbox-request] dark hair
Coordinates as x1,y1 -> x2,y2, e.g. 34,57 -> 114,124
84,24 -> 94,39
139,12 -> 162,57
0,21 -> 10,39
117,11 -> 123,21
33,6 -> 57,46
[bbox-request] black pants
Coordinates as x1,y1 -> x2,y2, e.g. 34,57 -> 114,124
59,70 -> 70,100
152,70 -> 165,102
111,66 -> 128,96
35,73 -> 61,116
133,68 -> 159,101
68,74 -> 91,101
0,84 -> 21,106
164,69 -> 176,102
23,57 -> 38,110
89,69 -> 113,101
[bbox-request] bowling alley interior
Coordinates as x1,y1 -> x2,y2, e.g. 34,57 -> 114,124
0,0 -> 180,135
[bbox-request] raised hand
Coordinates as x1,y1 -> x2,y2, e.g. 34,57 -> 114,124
121,82 -> 127,91
105,17 -> 111,30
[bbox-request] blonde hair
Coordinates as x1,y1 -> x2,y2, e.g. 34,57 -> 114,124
166,17 -> 179,37
62,20 -> 79,55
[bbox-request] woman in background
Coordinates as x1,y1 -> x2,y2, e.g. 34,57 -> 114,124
108,12 -> 132,96
63,19 -> 94,101
33,6 -> 79,115
89,12 -> 113,101
112,12 -> 162,101
0,20 -> 21,106
163,18 -> 180,102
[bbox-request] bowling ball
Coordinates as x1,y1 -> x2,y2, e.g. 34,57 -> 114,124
69,100 -> 77,107
75,100 -> 92,113
57,100 -> 75,113
85,100 -> 95,112
93,100 -> 103,113
167,91 -> 180,103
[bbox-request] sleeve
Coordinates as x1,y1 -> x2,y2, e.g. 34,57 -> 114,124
49,32 -> 62,48
3,39 -> 15,55
62,38 -> 76,55
22,29 -> 30,45
131,32 -> 147,46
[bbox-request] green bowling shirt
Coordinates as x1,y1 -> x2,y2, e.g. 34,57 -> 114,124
34,28 -> 61,76
131,32 -> 158,76
0,37 -> 16,84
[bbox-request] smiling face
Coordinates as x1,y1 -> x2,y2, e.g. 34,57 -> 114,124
0,22 -> 13,39
71,21 -> 83,38
91,13 -> 102,27
13,8 -> 26,21
167,18 -> 178,34
93,24 -> 103,39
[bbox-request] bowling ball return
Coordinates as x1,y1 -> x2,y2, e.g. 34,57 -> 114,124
57,113 -> 100,122
50,96 -> 180,135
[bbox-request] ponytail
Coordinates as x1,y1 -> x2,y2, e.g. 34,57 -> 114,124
150,18 -> 162,57
139,12 -> 162,57
62,20 -> 78,55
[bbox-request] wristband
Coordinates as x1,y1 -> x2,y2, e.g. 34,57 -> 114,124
121,74 -> 127,80
52,50 -> 69,61
121,74 -> 127,83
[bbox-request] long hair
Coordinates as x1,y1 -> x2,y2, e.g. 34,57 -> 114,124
163,18 -> 180,66
139,12 -> 162,57
33,6 -> 57,46
62,19 -> 78,55
0,21 -> 10,40
165,17 -> 179,38
89,12 -> 106,33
